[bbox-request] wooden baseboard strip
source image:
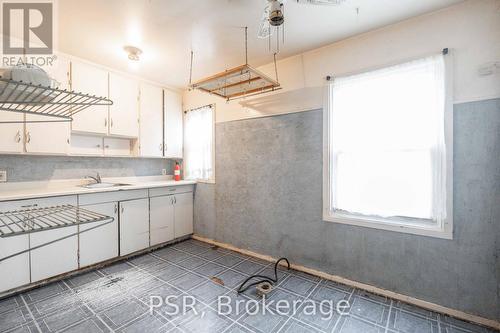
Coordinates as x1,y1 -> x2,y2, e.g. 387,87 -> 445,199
192,234 -> 500,331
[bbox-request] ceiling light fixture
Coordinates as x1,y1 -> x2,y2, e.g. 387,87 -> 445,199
123,45 -> 142,61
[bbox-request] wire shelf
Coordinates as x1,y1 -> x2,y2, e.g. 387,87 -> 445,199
0,204 -> 114,238
0,78 -> 113,123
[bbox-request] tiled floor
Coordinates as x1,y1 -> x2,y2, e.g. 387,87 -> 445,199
0,239 -> 497,333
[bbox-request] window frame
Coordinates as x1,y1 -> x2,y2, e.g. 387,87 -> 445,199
183,104 -> 216,184
322,53 -> 454,239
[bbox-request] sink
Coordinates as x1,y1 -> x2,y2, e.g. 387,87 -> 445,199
81,183 -> 131,189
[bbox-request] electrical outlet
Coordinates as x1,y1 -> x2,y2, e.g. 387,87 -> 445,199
0,170 -> 6,182
161,169 -> 167,175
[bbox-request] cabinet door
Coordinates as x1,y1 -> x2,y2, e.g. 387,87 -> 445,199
0,234 -> 30,292
70,134 -> 103,156
150,196 -> 174,246
174,192 -> 193,238
79,202 -> 118,267
25,56 -> 71,154
139,83 -> 163,157
30,226 -> 78,282
119,198 -> 149,256
70,61 -> 109,135
104,137 -> 131,156
109,73 -> 139,138
164,90 -> 183,158
0,113 -> 23,153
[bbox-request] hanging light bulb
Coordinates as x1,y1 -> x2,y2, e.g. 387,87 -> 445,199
268,0 -> 284,27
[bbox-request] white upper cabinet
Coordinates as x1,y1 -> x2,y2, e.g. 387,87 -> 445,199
25,55 -> 71,155
139,83 -> 163,157
70,60 -> 109,135
109,73 -> 139,138
164,89 -> 183,158
0,112 -> 23,154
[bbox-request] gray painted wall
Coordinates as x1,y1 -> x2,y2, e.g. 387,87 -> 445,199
193,98 -> 500,321
0,155 -> 175,182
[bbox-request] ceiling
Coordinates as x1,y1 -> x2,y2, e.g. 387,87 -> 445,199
57,0 -> 464,89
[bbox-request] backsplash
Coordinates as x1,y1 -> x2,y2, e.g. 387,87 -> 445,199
0,155 -> 178,182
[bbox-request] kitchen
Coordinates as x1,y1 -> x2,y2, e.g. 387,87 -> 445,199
0,0 -> 499,332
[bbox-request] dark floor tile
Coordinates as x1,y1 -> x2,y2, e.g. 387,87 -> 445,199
0,306 -> 33,332
289,270 -> 321,283
223,323 -> 255,333
153,248 -> 193,263
99,262 -> 135,276
214,254 -> 245,268
210,291 -> 256,321
238,308 -> 288,333
233,261 -> 266,275
151,264 -> 187,282
189,280 -> 230,304
27,291 -> 84,319
37,306 -> 93,332
440,315 -> 496,333
169,272 -> 207,291
258,266 -> 289,282
349,295 -> 390,326
334,316 -> 386,333
60,316 -> 111,333
176,256 -> 207,270
267,289 -> 304,314
4,322 -> 40,333
354,290 -> 391,305
171,243 -> 207,256
388,309 -> 439,333
194,262 -> 226,277
293,299 -> 340,332
129,254 -> 165,269
118,312 -> 170,333
183,239 -> 212,248
66,271 -> 107,290
320,280 -> 354,293
0,296 -> 25,315
100,298 -> 149,329
393,301 -> 438,320
281,319 -> 323,333
280,275 -> 317,297
137,283 -> 182,305
213,269 -> 248,289
196,249 -> 227,261
309,286 -> 351,305
23,282 -> 69,304
175,308 -> 232,333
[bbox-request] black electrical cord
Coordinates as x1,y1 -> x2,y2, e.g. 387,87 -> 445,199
237,257 -> 290,294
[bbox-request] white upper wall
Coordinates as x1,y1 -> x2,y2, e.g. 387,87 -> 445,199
183,0 -> 500,123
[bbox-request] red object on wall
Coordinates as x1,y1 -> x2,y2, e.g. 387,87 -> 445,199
174,162 -> 181,181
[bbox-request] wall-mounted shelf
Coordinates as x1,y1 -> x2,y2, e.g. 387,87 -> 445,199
0,78 -> 113,124
0,204 -> 114,238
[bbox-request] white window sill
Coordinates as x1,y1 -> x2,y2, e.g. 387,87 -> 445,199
323,211 -> 452,240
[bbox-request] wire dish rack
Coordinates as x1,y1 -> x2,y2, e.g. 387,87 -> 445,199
0,78 -> 113,123
0,204 -> 114,238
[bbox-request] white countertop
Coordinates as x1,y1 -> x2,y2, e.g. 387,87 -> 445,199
0,176 -> 197,202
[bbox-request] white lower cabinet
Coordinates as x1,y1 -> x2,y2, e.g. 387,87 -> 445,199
0,234 -> 29,293
150,196 -> 175,246
119,198 -> 150,256
174,192 -> 194,238
79,202 -> 119,268
30,226 -> 78,282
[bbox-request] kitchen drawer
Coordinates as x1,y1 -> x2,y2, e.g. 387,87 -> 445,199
78,189 -> 148,205
149,185 -> 194,198
0,195 -> 77,211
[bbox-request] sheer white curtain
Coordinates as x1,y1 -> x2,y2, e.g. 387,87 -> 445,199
328,54 -> 447,223
184,105 -> 214,181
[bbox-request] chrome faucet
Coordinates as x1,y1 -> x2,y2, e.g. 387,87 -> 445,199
85,172 -> 102,184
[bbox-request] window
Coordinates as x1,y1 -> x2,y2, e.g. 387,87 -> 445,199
323,54 -> 453,238
184,104 -> 215,182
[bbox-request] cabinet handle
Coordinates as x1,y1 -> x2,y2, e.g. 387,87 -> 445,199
15,130 -> 21,143
21,203 -> 38,208
174,196 -> 177,204
25,131 -> 31,143
96,144 -> 101,148
105,145 -> 109,149
159,143 -> 163,151
104,118 -> 107,127
114,204 -> 118,214
110,118 -> 113,128
121,206 -> 124,214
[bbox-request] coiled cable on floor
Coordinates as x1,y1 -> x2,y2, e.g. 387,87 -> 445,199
237,257 -> 290,294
